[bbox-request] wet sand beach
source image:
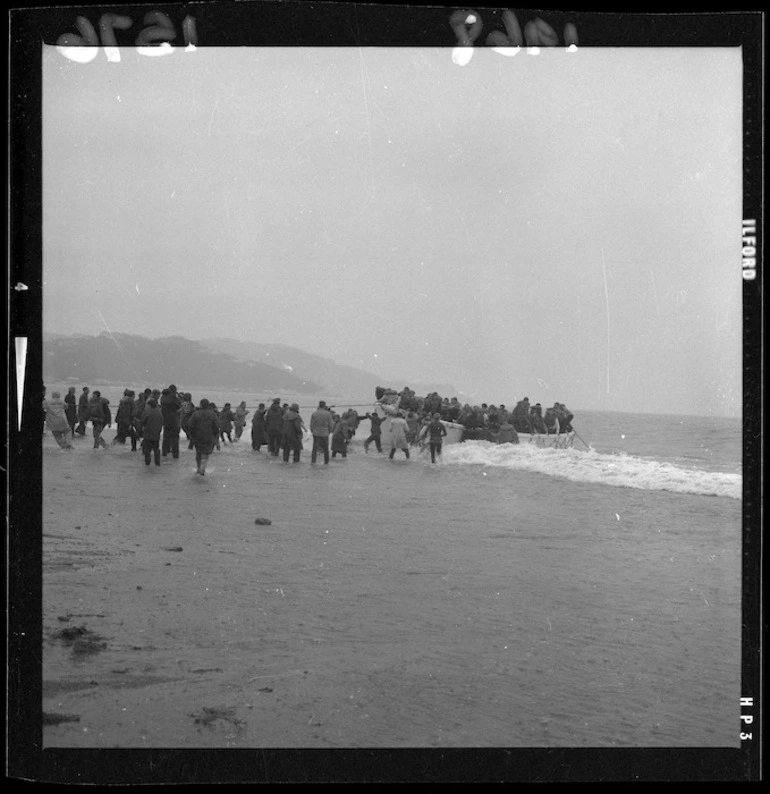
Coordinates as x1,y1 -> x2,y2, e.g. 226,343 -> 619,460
42,421 -> 742,751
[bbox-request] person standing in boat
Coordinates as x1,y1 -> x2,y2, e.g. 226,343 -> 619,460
388,411 -> 411,460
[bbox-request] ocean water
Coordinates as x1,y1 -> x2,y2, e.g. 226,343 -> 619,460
42,398 -> 744,747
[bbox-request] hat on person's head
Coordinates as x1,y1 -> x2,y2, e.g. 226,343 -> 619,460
318,400 -> 326,408
433,412 -> 441,419
169,384 -> 177,392
272,397 -> 280,403
146,397 -> 157,408
93,390 -> 101,397
291,403 -> 299,412
200,399 -> 210,408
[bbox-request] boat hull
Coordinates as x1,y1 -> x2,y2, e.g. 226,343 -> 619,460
373,403 -> 575,448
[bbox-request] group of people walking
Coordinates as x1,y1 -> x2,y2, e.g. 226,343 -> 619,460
249,399 -> 359,465
44,382 -> 576,472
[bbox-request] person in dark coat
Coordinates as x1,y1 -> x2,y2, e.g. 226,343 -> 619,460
512,398 -> 533,433
264,398 -> 284,457
281,403 -> 305,463
180,393 -> 196,448
425,412 -> 448,463
112,389 -> 138,450
251,403 -> 267,451
331,415 -> 350,459
530,403 -> 547,434
218,402 -> 235,444
363,412 -> 384,453
233,401 -> 250,441
140,398 -> 164,466
76,387 -> 90,436
187,399 -> 220,475
64,386 -> 78,437
88,391 -> 111,449
160,385 -> 182,458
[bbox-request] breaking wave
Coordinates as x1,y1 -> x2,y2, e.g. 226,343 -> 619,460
441,441 -> 742,500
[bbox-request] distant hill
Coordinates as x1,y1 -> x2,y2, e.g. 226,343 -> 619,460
42,332 -> 323,394
200,338 -> 459,403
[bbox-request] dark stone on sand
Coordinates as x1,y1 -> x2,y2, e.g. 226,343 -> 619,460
163,546 -> 184,552
56,625 -> 89,642
254,518 -> 272,525
43,712 -> 81,726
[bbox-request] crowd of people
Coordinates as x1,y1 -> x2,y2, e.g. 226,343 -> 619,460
376,386 -> 575,447
42,385 -> 382,473
42,383 -> 575,472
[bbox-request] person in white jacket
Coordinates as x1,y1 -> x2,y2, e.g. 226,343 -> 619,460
388,411 -> 410,460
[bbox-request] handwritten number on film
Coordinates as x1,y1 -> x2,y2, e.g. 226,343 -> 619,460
57,11 -> 198,63
451,9 -> 578,65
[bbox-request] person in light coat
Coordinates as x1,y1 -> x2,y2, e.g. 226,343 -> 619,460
309,400 -> 335,464
388,411 -> 410,460
43,392 -> 72,449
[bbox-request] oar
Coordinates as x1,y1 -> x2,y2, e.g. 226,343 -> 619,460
573,429 -> 590,449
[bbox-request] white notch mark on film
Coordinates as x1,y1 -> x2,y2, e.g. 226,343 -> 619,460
15,337 -> 27,431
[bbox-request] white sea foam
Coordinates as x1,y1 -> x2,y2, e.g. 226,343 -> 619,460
441,441 -> 742,500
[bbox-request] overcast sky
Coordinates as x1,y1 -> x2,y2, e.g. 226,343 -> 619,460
43,45 -> 742,416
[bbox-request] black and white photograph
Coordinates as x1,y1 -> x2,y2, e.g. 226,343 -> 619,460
8,2 -> 763,783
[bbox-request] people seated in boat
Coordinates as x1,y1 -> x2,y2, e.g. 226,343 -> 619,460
487,404 -> 501,431
554,403 -> 574,433
530,403 -> 547,434
423,392 -> 442,416
498,404 -> 510,425
446,397 -> 461,423
397,386 -> 419,413
465,405 -> 485,430
543,405 -> 560,434
512,398 -> 533,433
